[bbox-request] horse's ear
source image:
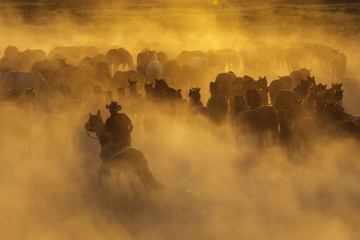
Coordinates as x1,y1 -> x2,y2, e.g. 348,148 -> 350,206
339,83 -> 343,87
324,84 -> 327,88
89,112 -> 92,116
97,110 -> 100,116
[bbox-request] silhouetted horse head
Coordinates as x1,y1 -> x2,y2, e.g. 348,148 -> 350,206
307,76 -> 315,86
25,88 -> 36,98
128,79 -> 138,92
149,50 -> 158,62
299,79 -> 311,89
331,83 -> 343,102
85,110 -> 103,133
144,82 -> 154,98
277,109 -> 287,121
233,94 -> 246,114
256,76 -> 268,90
176,89 -> 182,99
154,79 -> 168,90
331,83 -> 342,89
313,83 -> 327,93
245,88 -> 262,109
209,81 -> 220,96
189,87 -> 201,103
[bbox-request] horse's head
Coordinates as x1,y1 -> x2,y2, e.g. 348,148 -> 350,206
277,109 -> 287,118
85,110 -> 103,132
189,87 -> 201,101
331,83 -> 342,90
149,50 -> 158,61
245,88 -> 261,109
209,82 -> 219,96
233,94 -> 246,113
307,76 -> 315,86
176,89 -> 182,99
257,76 -> 267,89
128,79 -> 138,91
154,79 -> 168,92
144,82 -> 154,94
299,79 -> 310,89
25,88 -> 35,96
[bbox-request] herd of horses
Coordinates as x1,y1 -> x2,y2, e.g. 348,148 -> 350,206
0,44 -> 355,195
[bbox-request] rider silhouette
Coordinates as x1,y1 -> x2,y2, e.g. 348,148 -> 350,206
100,101 -> 133,159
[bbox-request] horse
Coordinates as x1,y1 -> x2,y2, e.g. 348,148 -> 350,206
215,71 -> 237,97
146,51 -> 163,82
112,70 -> 145,89
245,88 -> 262,110
293,78 -> 311,101
106,48 -> 133,74
128,79 -> 144,101
188,87 -> 209,117
85,110 -> 163,193
233,95 -> 265,146
269,76 -> 292,105
153,79 -> 177,101
243,89 -> 278,139
318,83 -> 343,104
207,82 -> 228,124
144,82 -> 154,100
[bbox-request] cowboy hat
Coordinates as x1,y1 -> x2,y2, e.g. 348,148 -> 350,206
106,101 -> 122,111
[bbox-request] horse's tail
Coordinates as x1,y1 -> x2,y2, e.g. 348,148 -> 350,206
134,150 -> 164,191
139,164 -> 164,191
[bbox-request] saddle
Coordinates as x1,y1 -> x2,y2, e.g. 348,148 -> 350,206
100,139 -> 131,160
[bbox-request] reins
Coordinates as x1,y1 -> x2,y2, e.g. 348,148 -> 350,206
86,122 -> 103,140
86,130 -> 99,139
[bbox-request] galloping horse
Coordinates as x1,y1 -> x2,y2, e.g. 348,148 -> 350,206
85,110 -> 163,192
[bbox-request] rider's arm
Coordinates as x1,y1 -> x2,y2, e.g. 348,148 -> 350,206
123,114 -> 133,133
129,121 -> 134,133
104,118 -> 112,137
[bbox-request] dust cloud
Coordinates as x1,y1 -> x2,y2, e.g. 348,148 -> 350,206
1,1 -> 360,240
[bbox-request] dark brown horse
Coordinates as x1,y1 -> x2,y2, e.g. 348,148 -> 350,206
85,111 -> 163,192
188,87 -> 209,117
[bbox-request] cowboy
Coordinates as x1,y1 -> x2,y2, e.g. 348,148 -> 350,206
100,101 -> 133,160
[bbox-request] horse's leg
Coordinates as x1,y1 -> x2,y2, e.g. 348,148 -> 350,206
114,170 -> 128,207
126,171 -> 139,213
97,160 -> 112,189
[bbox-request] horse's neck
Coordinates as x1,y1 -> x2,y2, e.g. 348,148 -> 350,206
130,88 -> 139,95
190,98 -> 203,108
95,125 -> 109,147
234,103 -> 246,115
